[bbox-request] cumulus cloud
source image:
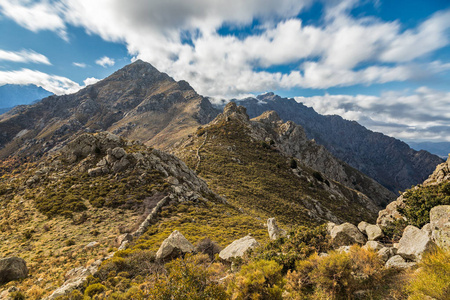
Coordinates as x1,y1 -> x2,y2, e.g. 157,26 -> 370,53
0,68 -> 81,94
95,56 -> 115,68
0,49 -> 51,65
73,62 -> 86,68
0,0 -> 68,40
295,87 -> 450,142
1,0 -> 450,98
83,77 -> 99,86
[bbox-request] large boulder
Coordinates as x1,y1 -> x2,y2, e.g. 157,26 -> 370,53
366,224 -> 384,241
430,205 -> 450,250
155,230 -> 195,261
0,257 -> 28,284
357,221 -> 370,234
397,225 -> 437,261
377,247 -> 397,262
219,235 -> 259,261
330,223 -> 366,247
267,218 -> 286,240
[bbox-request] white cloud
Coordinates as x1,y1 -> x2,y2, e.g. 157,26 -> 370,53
73,62 -> 86,68
83,77 -> 99,86
1,1 -> 450,98
0,49 -> 51,65
295,87 -> 450,142
0,0 -> 67,40
0,68 -> 81,94
95,56 -> 115,68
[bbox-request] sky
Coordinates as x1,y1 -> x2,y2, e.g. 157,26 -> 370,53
0,0 -> 449,143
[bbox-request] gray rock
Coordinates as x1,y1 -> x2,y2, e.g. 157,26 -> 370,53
0,257 -> 28,284
357,221 -> 370,234
327,222 -> 336,235
87,167 -> 103,177
330,223 -> 366,247
267,218 -> 286,240
366,224 -> 384,241
422,223 -> 432,237
385,255 -> 416,269
111,147 -> 126,159
397,225 -> 437,261
430,205 -> 450,250
155,230 -> 195,261
116,233 -> 133,246
85,241 -> 99,249
363,241 -> 384,251
377,247 -> 397,262
219,235 -> 260,260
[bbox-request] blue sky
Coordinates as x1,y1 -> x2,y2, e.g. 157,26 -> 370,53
0,0 -> 449,142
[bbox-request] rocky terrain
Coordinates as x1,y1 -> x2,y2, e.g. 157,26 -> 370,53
231,93 -> 444,193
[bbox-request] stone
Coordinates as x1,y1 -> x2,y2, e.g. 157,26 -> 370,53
397,225 -> 437,261
267,218 -> 286,240
337,246 -> 351,253
357,221 -> 370,234
116,233 -> 133,246
111,147 -> 126,159
365,224 -> 384,241
326,222 -> 336,235
85,241 -> 99,249
363,241 -> 384,251
377,195 -> 407,228
430,205 -> 450,250
330,223 -> 366,247
385,255 -> 416,269
87,167 -> 103,177
422,223 -> 432,237
0,257 -> 28,284
219,235 -> 260,261
155,230 -> 195,261
377,247 -> 396,262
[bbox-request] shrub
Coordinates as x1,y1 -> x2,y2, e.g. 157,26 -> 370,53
195,237 -> 222,260
9,291 -> 26,300
228,259 -> 284,300
289,158 -> 297,169
407,248 -> 450,299
312,171 -> 324,182
84,283 -> 106,297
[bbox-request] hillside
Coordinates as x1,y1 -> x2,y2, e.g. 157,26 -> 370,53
174,102 -> 389,225
0,60 -> 219,160
231,93 -> 444,193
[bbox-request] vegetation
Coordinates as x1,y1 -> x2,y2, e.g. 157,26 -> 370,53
399,182 -> 450,228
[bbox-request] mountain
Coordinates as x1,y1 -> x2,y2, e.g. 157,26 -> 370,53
230,93 -> 444,193
0,84 -> 52,112
408,141 -> 450,159
0,60 -> 219,160
174,102 -> 394,225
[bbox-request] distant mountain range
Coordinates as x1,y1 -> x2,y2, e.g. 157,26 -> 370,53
408,142 -> 450,159
0,84 -> 52,114
229,93 -> 444,193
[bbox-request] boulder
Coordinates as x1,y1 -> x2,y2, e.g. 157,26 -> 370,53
326,222 -> 336,235
363,241 -> 384,251
267,218 -> 286,240
219,235 -> 259,261
366,224 -> 384,241
111,147 -> 126,159
0,257 -> 28,284
377,247 -> 397,262
422,223 -> 432,237
377,195 -> 406,228
116,233 -> 133,246
330,223 -> 366,247
357,221 -> 370,234
397,225 -> 437,261
430,205 -> 450,250
155,230 -> 195,261
385,255 -> 416,269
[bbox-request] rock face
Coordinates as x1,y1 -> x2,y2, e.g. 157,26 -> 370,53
397,225 -> 437,261
267,218 -> 286,240
219,236 -> 260,261
330,223 -> 366,247
232,94 -> 443,193
366,224 -> 384,241
423,156 -> 450,186
155,230 -> 195,261
430,205 -> 450,250
0,257 -> 28,284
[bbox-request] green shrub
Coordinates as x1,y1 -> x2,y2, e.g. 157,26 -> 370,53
84,283 -> 106,297
399,182 -> 450,228
407,248 -> 450,299
9,291 -> 26,300
228,259 -> 284,300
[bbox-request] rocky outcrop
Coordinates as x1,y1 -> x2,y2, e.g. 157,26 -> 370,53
397,225 -> 437,261
0,257 -> 28,284
155,230 -> 195,261
430,205 -> 450,250
376,195 -> 407,228
423,156 -> 450,186
267,218 -> 286,240
330,223 -> 366,247
232,93 -> 443,193
365,224 -> 384,241
219,236 -> 260,261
